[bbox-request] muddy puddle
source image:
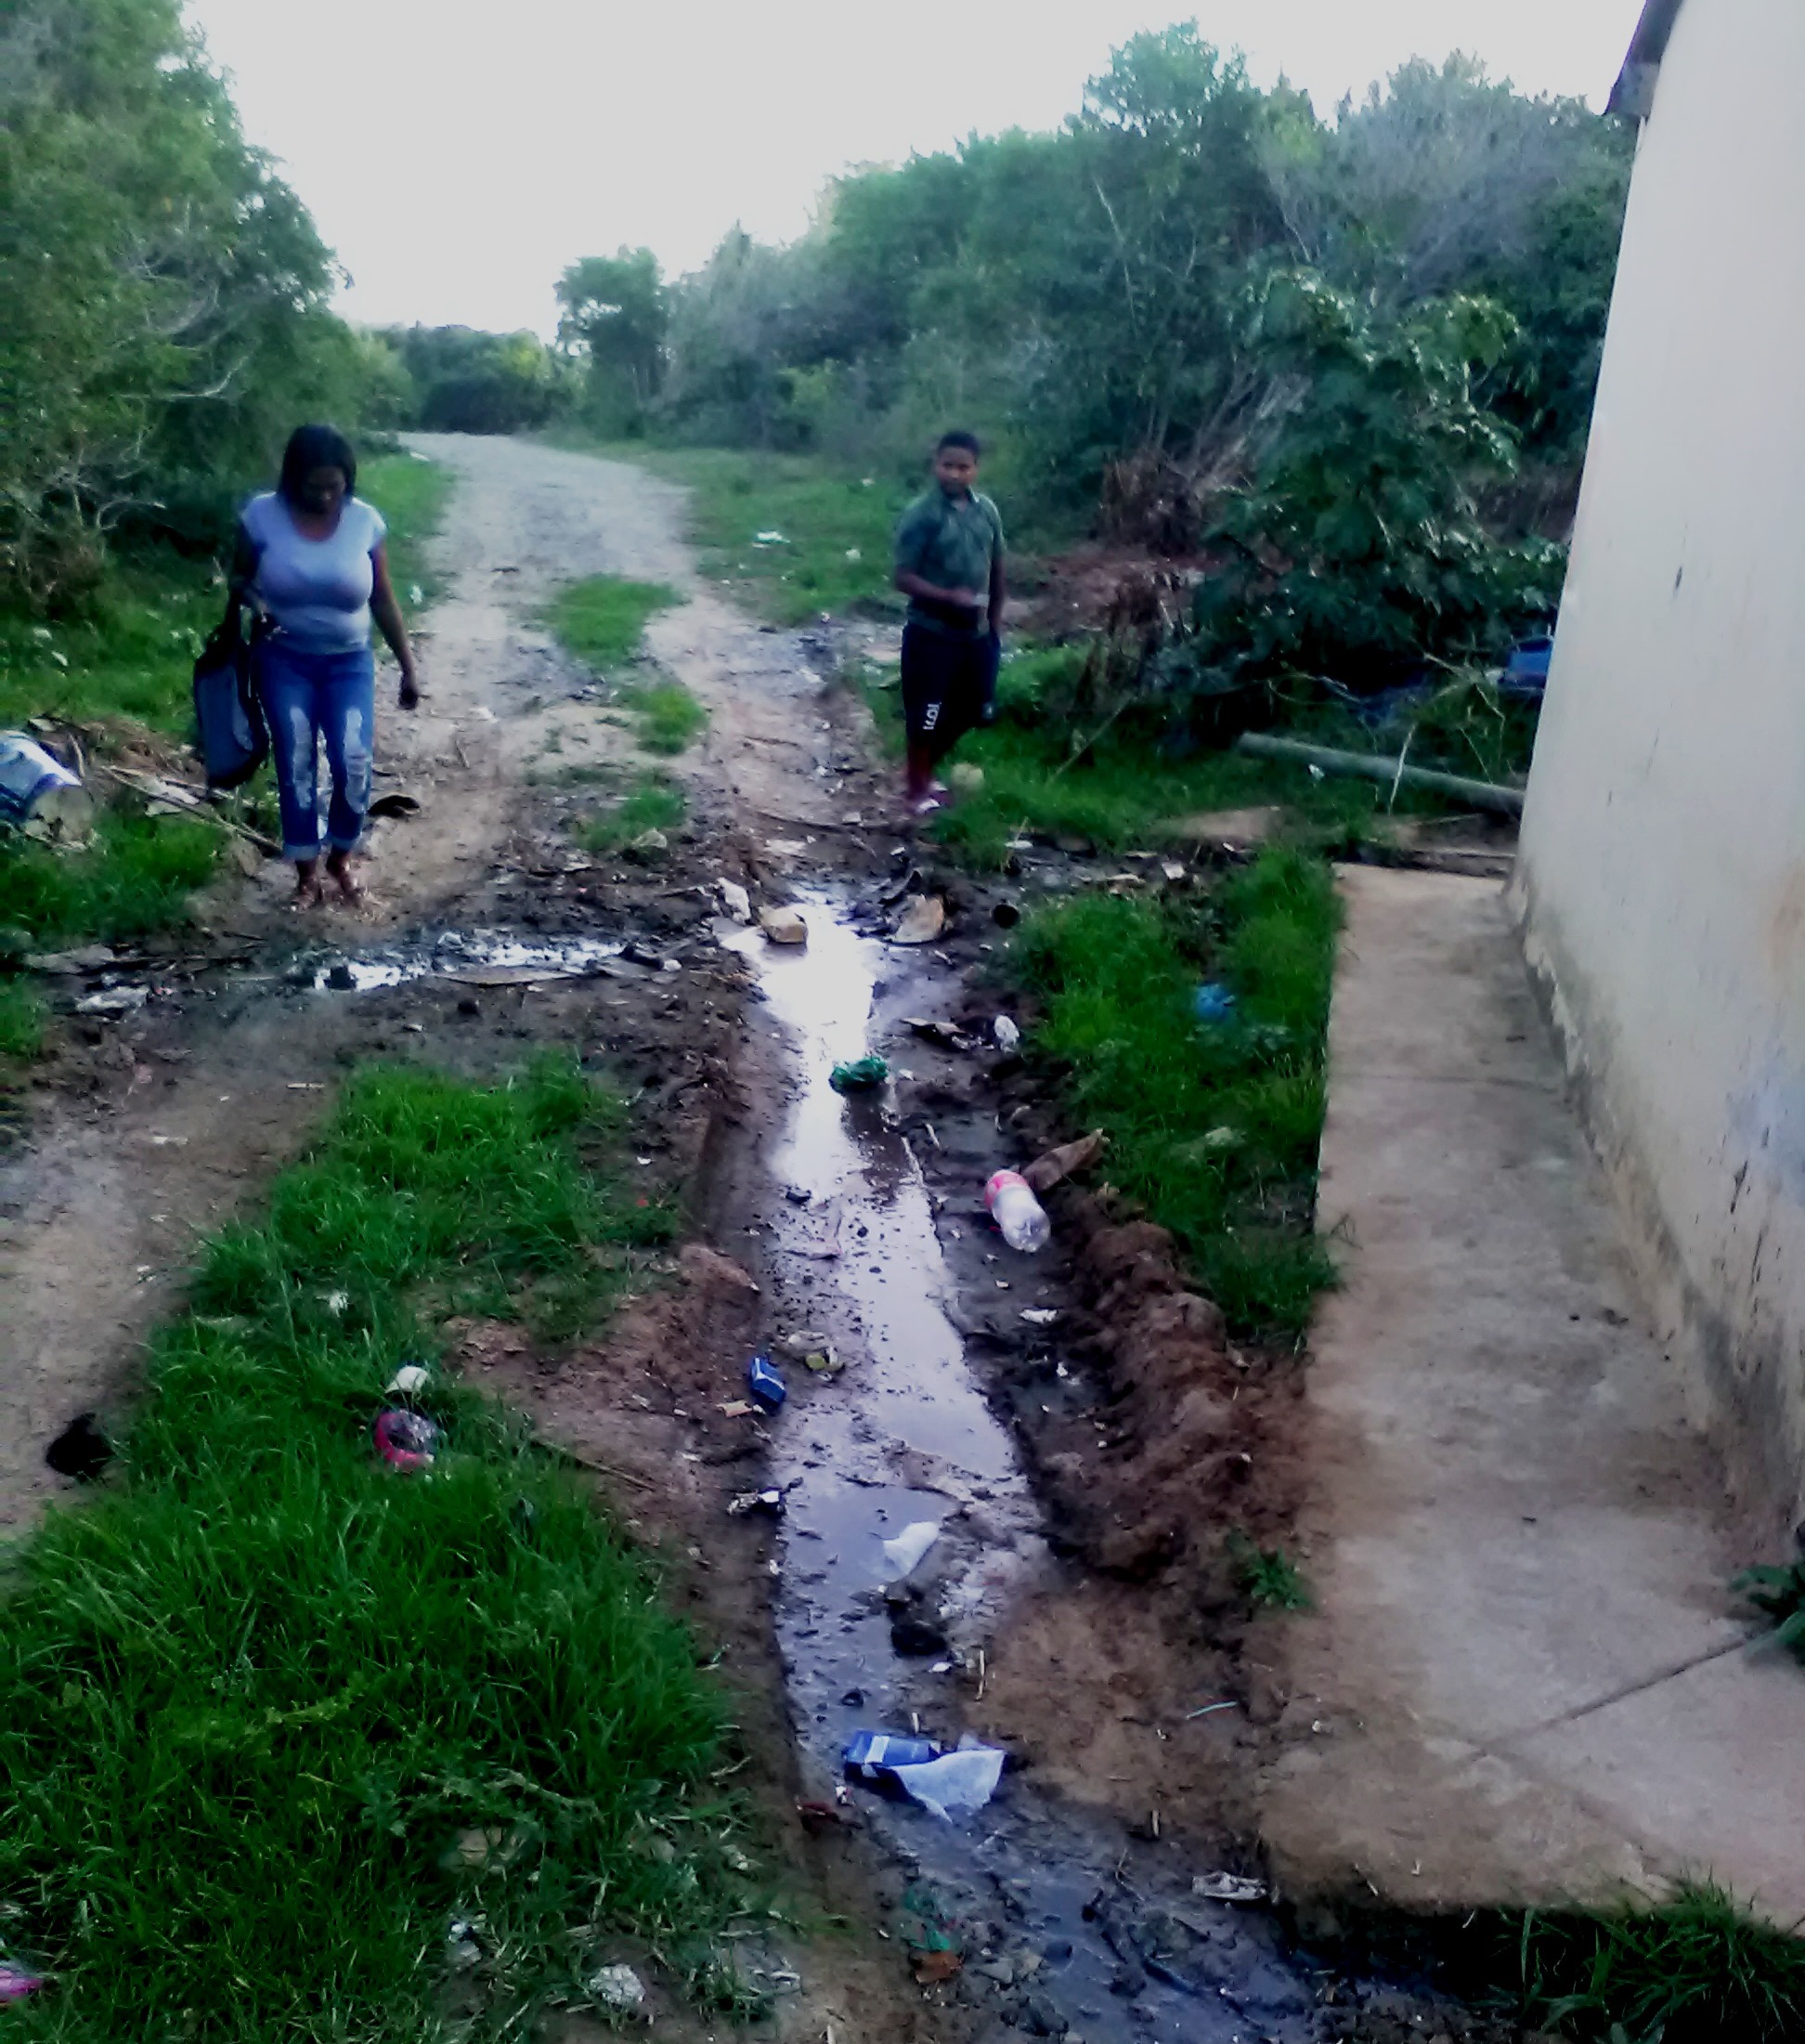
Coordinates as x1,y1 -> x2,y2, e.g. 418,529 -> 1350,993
732,897 -> 1332,2044
297,930 -> 628,994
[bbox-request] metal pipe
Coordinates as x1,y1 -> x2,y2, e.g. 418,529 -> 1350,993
1233,731 -> 1524,816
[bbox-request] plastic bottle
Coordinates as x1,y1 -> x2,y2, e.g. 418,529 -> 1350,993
843,1730 -> 943,1780
985,1169 -> 1051,1253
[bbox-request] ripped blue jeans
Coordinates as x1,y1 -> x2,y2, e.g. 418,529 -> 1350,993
257,639 -> 376,861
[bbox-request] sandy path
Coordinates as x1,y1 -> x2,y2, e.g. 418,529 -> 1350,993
0,434 -> 851,1535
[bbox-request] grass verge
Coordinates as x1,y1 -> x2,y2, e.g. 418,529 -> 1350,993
576,773 -> 687,856
0,809 -> 220,950
360,449 -> 455,618
0,1054 -> 754,2038
0,979 -> 45,1061
1010,848 -> 1341,1334
543,575 -> 707,755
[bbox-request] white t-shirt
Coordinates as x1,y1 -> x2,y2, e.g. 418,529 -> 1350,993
240,491 -> 387,652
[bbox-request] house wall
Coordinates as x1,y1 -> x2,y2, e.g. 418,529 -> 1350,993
1515,0 -> 1805,1527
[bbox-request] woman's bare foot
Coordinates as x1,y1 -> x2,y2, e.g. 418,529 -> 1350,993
291,862 -> 324,910
324,848 -> 365,906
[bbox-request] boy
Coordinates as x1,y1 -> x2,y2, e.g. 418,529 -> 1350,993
892,430 -> 1006,814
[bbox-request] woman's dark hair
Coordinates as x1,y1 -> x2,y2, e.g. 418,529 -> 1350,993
937,429 -> 981,458
279,423 -> 357,501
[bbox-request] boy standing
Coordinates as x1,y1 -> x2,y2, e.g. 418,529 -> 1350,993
892,431 -> 1006,814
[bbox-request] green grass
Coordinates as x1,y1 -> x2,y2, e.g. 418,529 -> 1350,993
1506,1885 -> 1805,2042
544,575 -> 680,669
560,442 -> 909,627
0,979 -> 45,1061
359,449 -> 455,618
624,678 -> 708,755
0,1055 -> 757,2038
1011,848 -> 1342,1334
1229,1532 -> 1313,1610
0,809 -> 220,949
576,774 -> 687,855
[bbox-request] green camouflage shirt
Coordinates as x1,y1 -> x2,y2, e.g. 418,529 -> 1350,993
894,488 -> 1006,634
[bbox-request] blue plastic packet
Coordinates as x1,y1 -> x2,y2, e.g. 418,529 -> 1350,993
1194,982 -> 1236,1022
747,1353 -> 786,1407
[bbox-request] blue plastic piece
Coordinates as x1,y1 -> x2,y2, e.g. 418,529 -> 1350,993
1194,982 -> 1236,1022
747,1353 -> 786,1408
843,1730 -> 941,1777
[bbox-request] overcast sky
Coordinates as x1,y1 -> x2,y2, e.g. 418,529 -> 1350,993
185,0 -> 1649,337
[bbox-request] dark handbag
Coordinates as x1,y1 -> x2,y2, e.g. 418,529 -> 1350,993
191,603 -> 269,789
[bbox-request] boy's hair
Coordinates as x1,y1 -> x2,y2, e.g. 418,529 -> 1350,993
936,429 -> 981,459
279,423 -> 357,501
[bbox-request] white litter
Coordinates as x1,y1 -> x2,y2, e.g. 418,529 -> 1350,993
880,1520 -> 941,1576
1192,1872 -> 1268,1905
718,879 -> 752,923
386,1364 -> 431,1397
993,1015 -> 1021,1052
587,1963 -> 647,2013
890,1738 -> 1006,1820
75,985 -> 148,1015
324,1290 -> 350,1316
1021,1308 -> 1059,1326
754,529 -> 787,544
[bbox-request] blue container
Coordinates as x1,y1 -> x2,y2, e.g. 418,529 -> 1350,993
843,1730 -> 942,1778
1194,982 -> 1236,1022
747,1353 -> 786,1408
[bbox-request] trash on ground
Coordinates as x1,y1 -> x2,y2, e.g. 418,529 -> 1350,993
1162,859 -> 1187,881
0,1967 -> 45,2001
947,762 -> 984,794
985,1169 -> 1051,1253
0,730 -> 91,836
366,791 -> 421,820
892,895 -> 947,945
1191,1871 -> 1268,1904
843,1729 -> 942,1781
728,1487 -> 786,1518
1023,1127 -> 1109,1194
829,1055 -> 889,1093
912,1946 -> 965,1985
760,905 -> 809,945
717,1399 -> 758,1419
74,985 -> 149,1015
881,1520 -> 941,1575
324,1289 -> 350,1315
891,1738 -> 1007,1821
718,878 -> 752,922
1194,982 -> 1237,1022
23,944 -> 114,974
798,1344 -> 841,1375
373,1408 -> 439,1471
625,827 -> 668,857
993,1014 -> 1021,1053
587,1963 -> 647,2014
753,530 -> 787,545
906,1016 -> 967,1048
747,1353 -> 787,1407
385,1363 -> 430,1397
1021,1308 -> 1059,1326
44,1413 -> 111,1482
776,1328 -> 832,1361
890,1612 -> 949,1656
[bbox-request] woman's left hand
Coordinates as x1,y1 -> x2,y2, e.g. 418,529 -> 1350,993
398,668 -> 422,710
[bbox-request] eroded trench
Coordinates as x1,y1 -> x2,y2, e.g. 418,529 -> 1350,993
730,895 -> 1340,2044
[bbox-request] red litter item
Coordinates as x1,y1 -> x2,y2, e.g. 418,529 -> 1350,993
373,1408 -> 439,1471
0,1968 -> 44,2001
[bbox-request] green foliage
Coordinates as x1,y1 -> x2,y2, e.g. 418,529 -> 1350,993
381,325 -> 572,435
1229,1531 -> 1312,1609
0,980 -> 45,1061
0,808 -> 219,947
575,774 -> 687,854
2,0 -> 396,600
622,679 -> 708,756
558,249 -> 669,431
1011,849 -> 1342,1333
0,1057 -> 742,2037
1734,1556 -> 1805,1658
1511,1885 -> 1805,2043
0,558 -> 215,733
359,450 -> 454,614
545,575 -> 681,669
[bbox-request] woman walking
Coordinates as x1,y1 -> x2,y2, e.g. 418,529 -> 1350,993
231,424 -> 420,906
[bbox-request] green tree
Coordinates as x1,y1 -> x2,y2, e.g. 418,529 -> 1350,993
557,248 -> 669,428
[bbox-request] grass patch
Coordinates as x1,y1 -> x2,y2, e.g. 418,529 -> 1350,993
544,575 -> 680,669
0,558 -> 216,736
0,1055 -> 755,2037
359,449 -> 454,618
0,979 -> 45,1061
1229,1532 -> 1312,1609
576,774 -> 688,855
559,441 -> 908,628
1011,848 -> 1342,1334
624,678 -> 708,756
0,808 -> 220,948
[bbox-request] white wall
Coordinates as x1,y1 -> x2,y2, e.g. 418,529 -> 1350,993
1516,0 -> 1805,1525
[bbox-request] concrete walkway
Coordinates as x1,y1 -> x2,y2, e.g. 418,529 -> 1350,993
1260,867 -> 1805,1922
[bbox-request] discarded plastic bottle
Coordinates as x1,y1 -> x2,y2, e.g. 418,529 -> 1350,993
372,1408 -> 439,1472
747,1353 -> 786,1408
993,1015 -> 1021,1052
843,1729 -> 943,1781
985,1169 -> 1051,1253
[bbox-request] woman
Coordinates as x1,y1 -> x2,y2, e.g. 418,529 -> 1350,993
230,424 -> 421,906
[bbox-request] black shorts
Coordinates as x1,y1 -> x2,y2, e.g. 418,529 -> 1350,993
900,622 -> 1000,747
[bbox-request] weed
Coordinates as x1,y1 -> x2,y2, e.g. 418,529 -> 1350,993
1010,848 -> 1342,1333
0,1056 -> 747,2038
1510,1884 -> 1805,2042
1732,1554 -> 1805,1658
0,978 -> 45,1061
0,808 -> 219,946
623,678 -> 708,755
1229,1530 -> 1312,1609
577,774 -> 688,854
545,574 -> 681,669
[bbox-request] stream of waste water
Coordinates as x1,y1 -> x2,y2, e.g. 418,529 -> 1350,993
731,896 -> 1332,2044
